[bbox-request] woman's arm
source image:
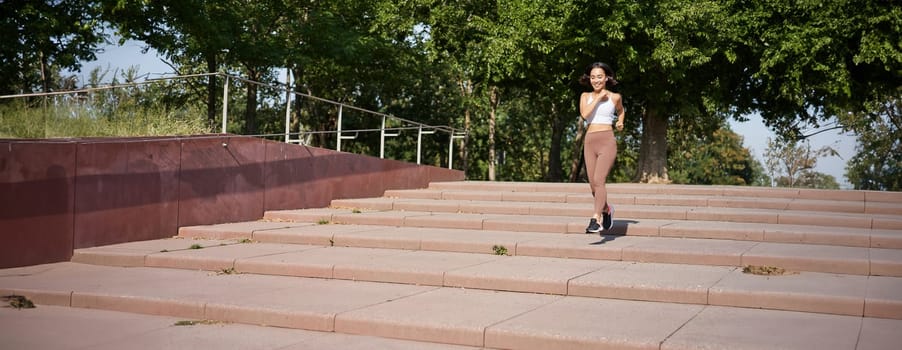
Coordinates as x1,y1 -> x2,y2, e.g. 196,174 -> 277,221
614,94 -> 626,131
579,92 -> 598,120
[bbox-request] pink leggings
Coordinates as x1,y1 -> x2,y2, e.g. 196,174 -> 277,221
584,130 -> 617,217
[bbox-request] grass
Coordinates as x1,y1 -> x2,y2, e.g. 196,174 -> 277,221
492,245 -> 509,256
189,244 -> 203,250
0,100 -> 209,139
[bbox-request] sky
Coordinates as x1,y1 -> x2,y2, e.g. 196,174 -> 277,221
74,40 -> 858,189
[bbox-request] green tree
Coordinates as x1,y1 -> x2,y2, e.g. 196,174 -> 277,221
101,0 -> 239,125
669,120 -> 760,186
791,172 -> 840,190
0,0 -> 105,95
845,96 -> 901,191
382,0 -> 581,181
231,1 -> 287,135
283,0 -> 447,156
566,0 -> 900,184
764,137 -> 839,188
495,0 -> 578,181
86,0 -> 899,186
735,1 -> 901,141
568,0 -> 747,182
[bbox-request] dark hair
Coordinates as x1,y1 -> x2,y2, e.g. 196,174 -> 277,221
579,62 -> 619,87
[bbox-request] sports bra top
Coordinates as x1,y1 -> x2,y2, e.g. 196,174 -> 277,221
587,94 -> 616,125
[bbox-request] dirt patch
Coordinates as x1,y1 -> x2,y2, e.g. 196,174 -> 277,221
742,265 -> 794,276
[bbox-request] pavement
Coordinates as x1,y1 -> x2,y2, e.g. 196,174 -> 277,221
2,181 -> 901,349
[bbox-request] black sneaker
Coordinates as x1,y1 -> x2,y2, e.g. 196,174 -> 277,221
585,218 -> 601,233
602,204 -> 614,231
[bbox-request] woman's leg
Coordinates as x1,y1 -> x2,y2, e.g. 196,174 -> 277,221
584,133 -> 599,218
585,131 -> 617,219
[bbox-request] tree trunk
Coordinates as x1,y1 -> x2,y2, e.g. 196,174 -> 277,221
457,78 -> 472,175
569,115 -> 586,182
635,105 -> 670,183
206,53 -> 217,127
546,101 -> 564,181
39,51 -> 50,93
461,108 -> 470,174
488,86 -> 499,181
244,67 -> 259,135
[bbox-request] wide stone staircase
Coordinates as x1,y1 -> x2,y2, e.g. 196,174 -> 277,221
2,181 -> 902,349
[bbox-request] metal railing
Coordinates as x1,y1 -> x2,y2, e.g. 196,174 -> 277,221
1,72 -> 466,169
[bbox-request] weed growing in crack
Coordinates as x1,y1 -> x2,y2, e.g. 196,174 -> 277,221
3,295 -> 35,309
742,265 -> 794,275
217,267 -> 238,275
174,320 -> 223,326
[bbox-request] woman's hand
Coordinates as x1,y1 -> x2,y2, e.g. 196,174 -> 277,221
616,121 -> 624,131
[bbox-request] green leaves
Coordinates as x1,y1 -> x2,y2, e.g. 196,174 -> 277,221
740,0 -> 901,139
844,96 -> 902,191
12,0 -> 890,186
0,0 -> 105,94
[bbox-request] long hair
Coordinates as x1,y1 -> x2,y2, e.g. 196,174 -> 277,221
579,62 -> 619,87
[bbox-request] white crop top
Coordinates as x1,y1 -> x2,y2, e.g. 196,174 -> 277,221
587,95 -> 616,125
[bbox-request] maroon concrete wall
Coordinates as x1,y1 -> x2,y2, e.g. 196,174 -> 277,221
0,135 -> 464,268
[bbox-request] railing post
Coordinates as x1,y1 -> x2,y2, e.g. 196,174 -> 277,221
448,130 -> 466,169
416,126 -> 436,165
448,131 -> 454,169
417,126 -> 423,164
379,115 -> 400,159
380,115 -> 387,159
336,105 -> 343,152
221,75 -> 229,134
284,70 -> 292,143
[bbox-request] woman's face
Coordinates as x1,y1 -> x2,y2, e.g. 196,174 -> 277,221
589,67 -> 607,90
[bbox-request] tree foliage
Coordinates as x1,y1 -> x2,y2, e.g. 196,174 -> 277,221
0,0 -> 105,95
669,120 -> 761,185
764,137 -> 840,189
7,0 -> 900,190
845,96 -> 902,191
734,0 -> 902,140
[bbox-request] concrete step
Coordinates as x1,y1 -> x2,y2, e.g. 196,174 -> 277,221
259,207 -> 902,255
2,262 -> 901,349
425,181 -> 902,206
178,218 -> 902,277
5,181 -> 902,349
68,237 -> 902,319
331,197 -> 902,230
386,187 -> 902,216
0,304 -> 476,350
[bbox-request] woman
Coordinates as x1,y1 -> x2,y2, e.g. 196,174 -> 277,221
579,62 -> 625,234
